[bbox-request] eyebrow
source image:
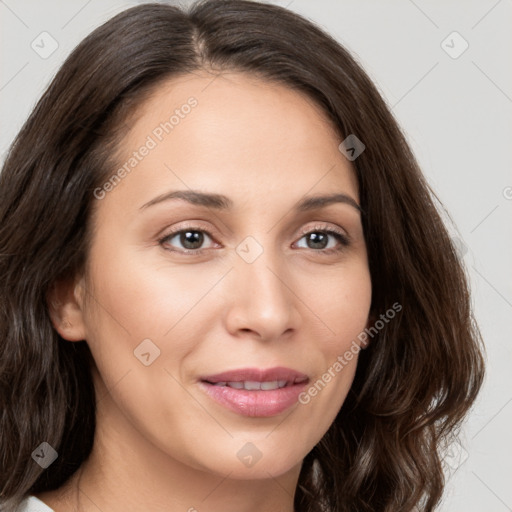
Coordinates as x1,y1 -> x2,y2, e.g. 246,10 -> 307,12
140,189 -> 363,213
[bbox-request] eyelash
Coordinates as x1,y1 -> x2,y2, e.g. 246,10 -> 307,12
157,223 -> 350,256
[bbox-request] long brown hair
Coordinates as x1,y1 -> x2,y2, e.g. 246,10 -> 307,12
0,1 -> 485,510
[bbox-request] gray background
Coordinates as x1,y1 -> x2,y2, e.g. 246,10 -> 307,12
1,0 -> 511,510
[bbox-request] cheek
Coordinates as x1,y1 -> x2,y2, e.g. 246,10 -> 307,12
295,261 -> 371,412
301,259 -> 372,350
80,244 -> 219,447
81,240 -> 230,373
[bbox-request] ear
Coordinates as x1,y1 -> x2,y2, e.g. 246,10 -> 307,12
46,274 -> 87,342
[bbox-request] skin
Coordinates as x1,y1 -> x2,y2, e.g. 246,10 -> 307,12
37,71 -> 372,512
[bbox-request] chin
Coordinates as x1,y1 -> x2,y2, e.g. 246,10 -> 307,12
199,443 -> 306,481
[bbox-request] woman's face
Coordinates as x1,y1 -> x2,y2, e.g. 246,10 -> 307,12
73,72 -> 372,479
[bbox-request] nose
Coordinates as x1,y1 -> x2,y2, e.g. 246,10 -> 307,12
223,247 -> 301,342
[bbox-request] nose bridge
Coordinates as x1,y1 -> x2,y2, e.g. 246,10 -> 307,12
227,234 -> 298,336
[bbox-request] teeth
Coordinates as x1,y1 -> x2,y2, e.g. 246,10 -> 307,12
244,380 -> 262,390
210,380 -> 290,390
260,381 -> 279,390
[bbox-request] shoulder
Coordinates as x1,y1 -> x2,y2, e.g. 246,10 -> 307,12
14,496 -> 55,512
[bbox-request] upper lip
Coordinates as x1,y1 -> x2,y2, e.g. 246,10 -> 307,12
200,366 -> 309,385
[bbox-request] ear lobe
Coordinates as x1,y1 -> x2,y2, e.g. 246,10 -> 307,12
46,275 -> 87,342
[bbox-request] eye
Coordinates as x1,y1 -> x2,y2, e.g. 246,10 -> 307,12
294,224 -> 350,255
158,226 -> 217,254
158,223 -> 350,255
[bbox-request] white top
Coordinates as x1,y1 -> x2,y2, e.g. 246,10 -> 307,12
16,496 -> 55,512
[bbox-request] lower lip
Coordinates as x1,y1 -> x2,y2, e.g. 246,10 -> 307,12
199,381 -> 308,417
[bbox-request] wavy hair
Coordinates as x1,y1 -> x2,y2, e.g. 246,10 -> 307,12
0,1 -> 485,510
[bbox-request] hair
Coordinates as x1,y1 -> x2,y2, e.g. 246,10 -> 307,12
0,1 -> 485,511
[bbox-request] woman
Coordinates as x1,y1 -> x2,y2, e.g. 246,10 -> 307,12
0,1 -> 485,511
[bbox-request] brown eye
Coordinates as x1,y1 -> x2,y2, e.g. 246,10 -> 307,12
295,225 -> 350,254
159,228 -> 216,253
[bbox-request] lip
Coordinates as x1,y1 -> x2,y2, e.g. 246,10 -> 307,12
198,366 -> 309,418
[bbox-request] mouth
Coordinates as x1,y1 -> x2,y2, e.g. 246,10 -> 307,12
198,366 -> 309,417
202,377 -> 307,390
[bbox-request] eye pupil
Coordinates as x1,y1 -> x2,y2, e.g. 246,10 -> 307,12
307,232 -> 328,249
181,230 -> 203,250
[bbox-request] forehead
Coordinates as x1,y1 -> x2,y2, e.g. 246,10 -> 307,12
101,71 -> 359,215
